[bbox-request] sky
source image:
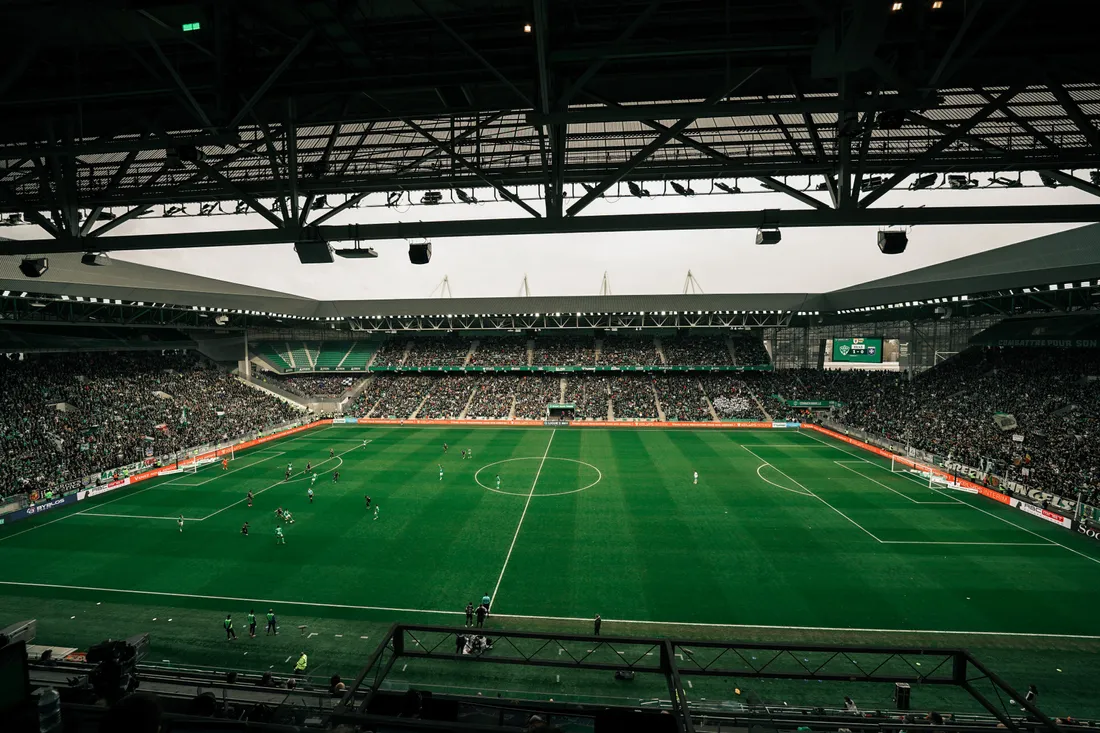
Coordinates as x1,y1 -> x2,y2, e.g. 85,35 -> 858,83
6,174 -> 1096,301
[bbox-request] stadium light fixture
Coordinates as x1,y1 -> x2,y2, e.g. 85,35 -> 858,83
1039,173 -> 1061,188
234,201 -> 248,214
715,182 -> 741,194
988,176 -> 1022,188
947,175 -> 978,190
670,182 -> 695,196
18,257 -> 48,278
455,189 -> 478,204
199,202 -> 218,216
627,181 -> 650,197
891,1 -> 903,10
931,0 -> 943,8
910,173 -> 938,190
523,22 -> 532,33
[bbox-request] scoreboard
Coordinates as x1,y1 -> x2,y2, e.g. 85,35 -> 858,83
832,337 -> 884,363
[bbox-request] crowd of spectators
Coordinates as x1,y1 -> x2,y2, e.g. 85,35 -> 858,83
354,374 -> 435,418
404,334 -> 471,367
513,375 -> 563,419
371,340 -> 408,367
702,374 -> 766,420
732,334 -> 771,366
469,336 -> 529,367
417,375 -> 476,419
661,335 -> 734,365
466,375 -> 521,418
0,352 -> 299,497
532,337 -> 594,366
260,373 -> 356,397
569,375 -> 614,420
608,375 -> 658,420
598,336 -> 659,366
654,375 -> 712,421
836,349 -> 1100,502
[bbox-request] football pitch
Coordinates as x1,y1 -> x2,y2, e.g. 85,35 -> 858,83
3,424 -> 1100,714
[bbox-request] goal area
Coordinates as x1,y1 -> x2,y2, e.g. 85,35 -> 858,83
890,456 -> 971,492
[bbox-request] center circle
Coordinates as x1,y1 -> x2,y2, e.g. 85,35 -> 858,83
474,457 -> 602,497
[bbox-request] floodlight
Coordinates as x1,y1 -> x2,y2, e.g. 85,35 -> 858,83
334,244 -> 379,259
455,189 -> 478,204
18,258 -> 48,278
1091,171 -> 1100,186
877,230 -> 908,254
909,173 -> 938,190
1039,173 -> 1061,188
947,175 -> 977,190
988,176 -> 1022,188
715,182 -> 741,194
627,181 -> 649,197
670,181 -> 694,196
421,191 -> 442,205
81,253 -> 111,267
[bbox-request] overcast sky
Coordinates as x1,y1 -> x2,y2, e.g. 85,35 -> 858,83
9,175 -> 1096,300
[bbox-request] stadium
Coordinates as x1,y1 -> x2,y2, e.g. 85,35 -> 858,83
2,1 -> 1100,732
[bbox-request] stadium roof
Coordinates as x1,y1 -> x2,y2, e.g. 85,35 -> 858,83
3,224 -> 1099,329
3,0 -> 1100,255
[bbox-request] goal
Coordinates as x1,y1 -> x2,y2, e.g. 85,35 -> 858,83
180,447 -> 234,473
890,456 -> 964,490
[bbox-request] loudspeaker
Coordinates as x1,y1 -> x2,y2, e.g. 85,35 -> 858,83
295,239 -> 334,264
755,228 -> 781,245
18,258 -> 48,278
877,230 -> 908,254
409,242 -> 432,265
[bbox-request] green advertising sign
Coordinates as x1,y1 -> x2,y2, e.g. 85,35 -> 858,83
831,337 -> 884,364
786,400 -> 843,408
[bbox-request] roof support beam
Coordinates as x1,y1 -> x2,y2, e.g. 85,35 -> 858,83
859,84 -> 1022,209
757,177 -> 831,210
556,0 -> 662,108
229,29 -> 317,129
12,204 -> 1100,255
926,0 -> 986,89
401,118 -> 542,218
528,93 -> 924,126
1049,82 -> 1100,154
567,69 -> 760,216
791,80 -> 837,207
188,160 -> 285,229
0,184 -> 60,239
143,24 -> 214,129
410,0 -> 533,109
904,111 -> 1100,201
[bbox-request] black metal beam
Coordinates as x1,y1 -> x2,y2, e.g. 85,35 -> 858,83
1049,82 -> 1100,154
529,93 -> 927,126
189,160 -> 285,229
409,0 -> 533,109
400,118 -> 542,218
229,29 -> 317,129
555,0 -> 662,108
757,177 -> 830,210
9,203 -> 1100,255
567,69 -> 761,216
859,84 -> 1022,209
143,24 -> 214,129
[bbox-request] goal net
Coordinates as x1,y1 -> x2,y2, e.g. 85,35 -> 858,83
890,456 -> 965,491
180,448 -> 233,473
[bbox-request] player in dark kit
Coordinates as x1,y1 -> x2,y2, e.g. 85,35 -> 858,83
247,490 -> 254,508
365,495 -> 371,509
475,604 -> 487,628
241,522 -> 249,536
285,467 -> 291,482
465,602 -> 474,627
330,448 -> 334,458
332,470 -> 339,483
306,461 -> 311,473
443,442 -> 448,453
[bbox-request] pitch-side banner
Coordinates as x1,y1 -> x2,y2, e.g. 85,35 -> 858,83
1013,499 -> 1074,529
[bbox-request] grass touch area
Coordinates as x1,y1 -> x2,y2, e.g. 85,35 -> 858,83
2,425 -> 1100,715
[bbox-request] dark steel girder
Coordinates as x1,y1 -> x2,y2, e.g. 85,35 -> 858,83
10,204 -> 1100,256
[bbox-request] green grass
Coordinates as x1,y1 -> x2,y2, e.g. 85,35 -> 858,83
3,425 -> 1100,715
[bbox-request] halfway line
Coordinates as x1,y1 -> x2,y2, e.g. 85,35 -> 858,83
489,429 -> 555,611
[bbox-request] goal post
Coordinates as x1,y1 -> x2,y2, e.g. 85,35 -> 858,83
890,456 -> 961,490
